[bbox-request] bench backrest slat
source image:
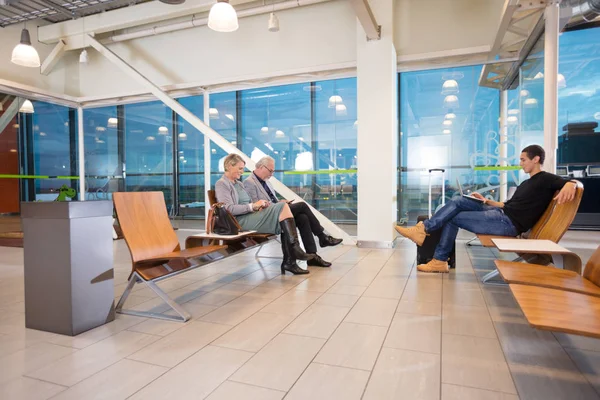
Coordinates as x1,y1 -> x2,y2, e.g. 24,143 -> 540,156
113,192 -> 180,268
533,183 -> 584,243
583,246 -> 600,286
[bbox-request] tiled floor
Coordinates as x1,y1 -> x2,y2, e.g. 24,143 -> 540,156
0,229 -> 600,399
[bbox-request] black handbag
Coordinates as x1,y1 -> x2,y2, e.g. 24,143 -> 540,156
209,203 -> 242,235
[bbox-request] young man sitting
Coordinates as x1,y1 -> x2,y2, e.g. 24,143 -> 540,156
396,145 -> 580,273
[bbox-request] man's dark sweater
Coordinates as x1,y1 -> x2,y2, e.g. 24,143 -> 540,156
503,171 -> 571,234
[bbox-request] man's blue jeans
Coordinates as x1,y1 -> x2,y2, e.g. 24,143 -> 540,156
422,197 -> 518,262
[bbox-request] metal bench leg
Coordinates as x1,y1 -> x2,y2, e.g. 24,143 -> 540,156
466,237 -> 482,246
115,272 -> 191,322
255,236 -> 282,259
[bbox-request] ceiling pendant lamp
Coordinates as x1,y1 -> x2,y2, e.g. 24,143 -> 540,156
208,0 -> 239,33
11,26 -> 40,68
19,99 -> 34,114
441,79 -> 459,95
557,73 -> 566,89
268,12 -> 279,32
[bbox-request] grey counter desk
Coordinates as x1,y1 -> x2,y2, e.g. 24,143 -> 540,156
22,201 -> 115,336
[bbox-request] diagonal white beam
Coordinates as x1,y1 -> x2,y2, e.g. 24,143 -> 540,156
86,34 -> 355,245
0,98 -> 21,135
41,40 -> 66,76
348,0 -> 380,40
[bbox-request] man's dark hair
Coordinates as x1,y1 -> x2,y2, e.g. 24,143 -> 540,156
521,145 -> 545,165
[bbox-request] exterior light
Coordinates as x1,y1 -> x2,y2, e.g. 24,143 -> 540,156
441,79 -> 459,95
328,95 -> 343,108
107,117 -> 118,127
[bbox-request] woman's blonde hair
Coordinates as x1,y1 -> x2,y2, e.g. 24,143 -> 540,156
223,153 -> 245,172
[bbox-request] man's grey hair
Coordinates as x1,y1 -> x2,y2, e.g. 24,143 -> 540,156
256,156 -> 275,169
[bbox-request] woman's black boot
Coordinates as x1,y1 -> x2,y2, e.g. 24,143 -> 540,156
280,234 -> 309,275
280,218 -> 316,261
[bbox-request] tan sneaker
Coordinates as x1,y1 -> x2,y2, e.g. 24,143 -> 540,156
417,259 -> 449,273
395,221 -> 427,246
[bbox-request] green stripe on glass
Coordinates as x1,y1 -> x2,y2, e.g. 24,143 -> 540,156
283,169 -> 358,175
0,174 -> 80,180
473,166 -> 521,171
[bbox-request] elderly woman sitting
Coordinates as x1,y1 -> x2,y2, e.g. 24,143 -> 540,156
215,154 -> 315,275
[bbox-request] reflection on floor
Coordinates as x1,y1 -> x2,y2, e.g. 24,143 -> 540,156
0,230 -> 599,399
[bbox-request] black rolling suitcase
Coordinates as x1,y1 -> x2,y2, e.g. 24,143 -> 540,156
416,169 -> 456,269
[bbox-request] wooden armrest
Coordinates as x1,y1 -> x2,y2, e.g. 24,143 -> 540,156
492,239 -> 573,255
496,260 -> 600,297
477,234 -> 516,247
509,284 -> 600,339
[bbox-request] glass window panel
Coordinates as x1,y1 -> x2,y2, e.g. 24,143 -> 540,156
399,66 -> 501,224
124,101 -> 174,212
177,95 -> 205,217
239,83 -> 313,214
209,92 -> 237,188
314,78 -> 358,223
30,101 -> 77,201
83,106 -> 120,200
557,27 -> 600,223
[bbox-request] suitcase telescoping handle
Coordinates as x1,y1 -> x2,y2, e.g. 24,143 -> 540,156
428,169 -> 445,218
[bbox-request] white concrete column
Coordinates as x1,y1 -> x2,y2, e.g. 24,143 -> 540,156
356,0 -> 397,248
203,92 -> 211,221
77,107 -> 86,199
544,2 -> 559,174
499,90 -> 508,202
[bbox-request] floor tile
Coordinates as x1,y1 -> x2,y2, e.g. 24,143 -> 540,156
509,361 -> 599,400
128,320 -> 232,367
283,304 -> 350,339
212,312 -> 294,352
285,363 -> 370,400
442,334 -> 517,394
565,348 -> 600,395
363,348 -> 440,400
442,383 -> 519,400
199,298 -> 271,326
0,342 -> 77,386
127,318 -> 183,336
261,290 -> 322,317
206,381 -> 285,400
362,276 -> 407,299
315,293 -> 359,308
49,359 -> 167,400
0,377 -> 65,400
314,322 -> 387,370
326,283 -> 367,296
385,312 -> 441,354
26,330 -> 159,386
344,296 -> 398,327
129,346 -> 253,399
230,333 -> 325,391
396,300 -> 442,316
46,314 -> 146,349
442,303 -> 497,339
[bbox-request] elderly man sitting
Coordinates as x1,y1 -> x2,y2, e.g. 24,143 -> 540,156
244,156 -> 342,267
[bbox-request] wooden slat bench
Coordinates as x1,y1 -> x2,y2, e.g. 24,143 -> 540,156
480,182 -> 584,283
509,284 -> 600,339
113,191 -> 227,322
497,244 -> 600,297
500,245 -> 600,338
